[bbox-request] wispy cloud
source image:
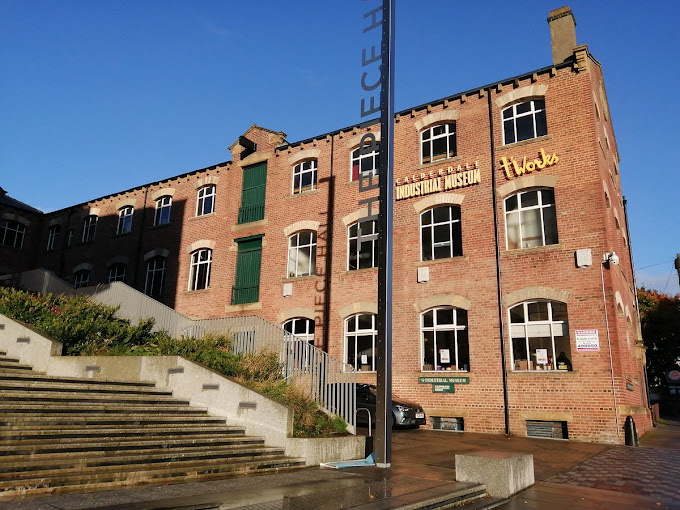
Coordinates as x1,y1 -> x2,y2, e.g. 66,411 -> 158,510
295,67 -> 325,88
195,15 -> 231,38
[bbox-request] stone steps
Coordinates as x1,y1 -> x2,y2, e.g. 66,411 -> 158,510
0,356 -> 304,498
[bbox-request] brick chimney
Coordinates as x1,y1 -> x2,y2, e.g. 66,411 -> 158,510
547,6 -> 577,65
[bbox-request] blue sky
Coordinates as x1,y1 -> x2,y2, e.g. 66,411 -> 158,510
1,0 -> 678,294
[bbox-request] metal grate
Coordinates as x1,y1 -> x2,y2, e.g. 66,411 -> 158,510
526,420 -> 568,439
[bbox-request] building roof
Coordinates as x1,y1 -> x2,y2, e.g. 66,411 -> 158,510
0,188 -> 44,215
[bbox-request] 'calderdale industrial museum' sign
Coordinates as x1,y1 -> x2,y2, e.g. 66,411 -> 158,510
499,148 -> 559,180
394,161 -> 481,200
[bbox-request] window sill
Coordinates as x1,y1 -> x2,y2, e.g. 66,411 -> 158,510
115,232 -> 133,237
341,267 -> 378,275
185,288 -> 211,295
232,218 -> 268,231
190,212 -> 216,221
497,134 -> 553,151
225,301 -> 262,313
420,370 -> 469,374
508,370 -> 578,375
287,189 -> 321,199
346,369 -> 376,374
415,256 -> 468,267
149,222 -> 171,229
418,155 -> 463,171
501,242 -> 564,257
281,274 -> 320,283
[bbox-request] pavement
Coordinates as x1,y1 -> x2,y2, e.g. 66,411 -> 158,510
2,418 -> 679,510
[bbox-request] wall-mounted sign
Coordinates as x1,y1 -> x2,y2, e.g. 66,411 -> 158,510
626,382 -> 634,391
536,349 -> 549,365
499,148 -> 558,180
576,329 -> 600,351
439,349 -> 451,364
395,161 -> 481,200
433,383 -> 455,393
419,376 -> 469,384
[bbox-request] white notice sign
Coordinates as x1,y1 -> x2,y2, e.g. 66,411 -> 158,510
439,349 -> 451,363
536,349 -> 548,365
576,329 -> 600,351
361,354 -> 368,365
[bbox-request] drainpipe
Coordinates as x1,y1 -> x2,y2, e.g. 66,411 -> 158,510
132,187 -> 149,288
322,136 -> 335,353
601,255 -> 621,439
487,88 -> 510,436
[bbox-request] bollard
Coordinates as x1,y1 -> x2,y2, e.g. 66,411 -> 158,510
623,415 -> 639,447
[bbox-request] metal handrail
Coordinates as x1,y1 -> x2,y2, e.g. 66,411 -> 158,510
356,407 -> 372,437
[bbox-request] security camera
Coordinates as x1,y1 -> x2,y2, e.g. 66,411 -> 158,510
609,252 -> 620,265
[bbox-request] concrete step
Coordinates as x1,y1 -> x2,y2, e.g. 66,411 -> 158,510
0,424 -> 243,441
0,419 -> 228,431
0,458 -> 306,498
0,356 -> 20,363
0,402 -> 203,414
0,379 -> 172,395
0,389 -> 187,405
0,414 -> 226,426
0,446 -> 288,474
0,371 -> 158,388
0,363 -> 33,371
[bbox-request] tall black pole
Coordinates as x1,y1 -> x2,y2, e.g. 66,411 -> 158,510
375,0 -> 394,468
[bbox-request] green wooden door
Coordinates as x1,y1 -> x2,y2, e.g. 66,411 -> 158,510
232,237 -> 262,304
238,163 -> 267,224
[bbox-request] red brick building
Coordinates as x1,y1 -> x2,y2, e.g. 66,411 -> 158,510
0,7 -> 651,443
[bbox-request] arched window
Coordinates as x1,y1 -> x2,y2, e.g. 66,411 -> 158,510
420,206 -> 462,260
145,256 -> 166,296
0,220 -> 26,249
345,313 -> 376,372
46,225 -> 60,251
421,307 -> 469,372
421,123 -> 456,164
196,185 -> 216,216
82,215 -> 98,243
287,231 -> 317,278
188,248 -> 212,291
348,219 -> 377,270
283,318 -> 315,345
106,263 -> 127,283
509,300 -> 571,371
292,160 -> 317,194
504,188 -> 557,250
73,269 -> 90,289
502,99 -> 547,145
351,144 -> 379,181
154,196 -> 172,225
117,206 -> 133,235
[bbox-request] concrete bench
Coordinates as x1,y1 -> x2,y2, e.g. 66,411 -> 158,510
455,451 -> 534,498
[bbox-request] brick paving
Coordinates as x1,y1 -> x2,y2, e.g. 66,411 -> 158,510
548,445 -> 680,502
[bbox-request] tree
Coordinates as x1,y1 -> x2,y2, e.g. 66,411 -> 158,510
638,288 -> 680,390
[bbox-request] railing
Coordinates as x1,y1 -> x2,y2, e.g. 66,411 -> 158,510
237,203 -> 265,224
231,285 -> 259,305
11,269 -> 357,430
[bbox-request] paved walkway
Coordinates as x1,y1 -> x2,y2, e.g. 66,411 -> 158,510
2,419 -> 679,509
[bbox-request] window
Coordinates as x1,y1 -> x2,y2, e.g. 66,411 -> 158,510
292,160 -> 317,194
82,215 -> 98,243
232,236 -> 262,304
345,313 -> 376,372
154,196 -> 172,225
73,269 -> 90,289
421,206 -> 462,261
351,144 -> 379,181
504,189 -> 557,250
509,301 -> 571,371
421,123 -> 456,164
46,225 -> 60,251
188,248 -> 212,291
348,219 -> 377,270
196,185 -> 216,216
117,206 -> 133,235
238,163 -> 267,224
421,307 -> 469,372
287,231 -> 316,278
144,256 -> 166,296
67,229 -> 74,247
502,99 -> 547,145
0,220 -> 26,249
283,318 -> 315,345
106,263 -> 126,283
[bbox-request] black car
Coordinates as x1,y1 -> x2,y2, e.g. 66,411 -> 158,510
355,384 -> 426,429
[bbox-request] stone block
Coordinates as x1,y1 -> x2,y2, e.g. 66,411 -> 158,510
455,450 -> 534,498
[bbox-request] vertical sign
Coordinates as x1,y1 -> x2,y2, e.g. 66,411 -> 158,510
358,0 -> 394,468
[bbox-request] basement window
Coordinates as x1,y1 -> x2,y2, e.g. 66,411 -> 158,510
431,417 -> 464,431
526,420 -> 568,439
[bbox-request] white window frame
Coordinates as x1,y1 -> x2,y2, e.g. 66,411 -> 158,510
73,269 -> 90,289
292,160 -> 317,194
188,248 -> 212,291
504,188 -> 558,250
420,206 -> 462,261
420,306 -> 469,372
508,301 -> 570,372
501,99 -> 547,145
350,144 -> 379,181
196,185 -> 216,216
0,220 -> 26,249
82,215 -> 98,243
144,256 -> 166,296
46,225 -> 60,251
154,196 -> 172,225
283,318 -> 315,345
420,123 -> 456,164
347,219 -> 378,270
106,263 -> 126,283
117,206 -> 133,235
287,231 -> 317,278
344,313 -> 377,372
